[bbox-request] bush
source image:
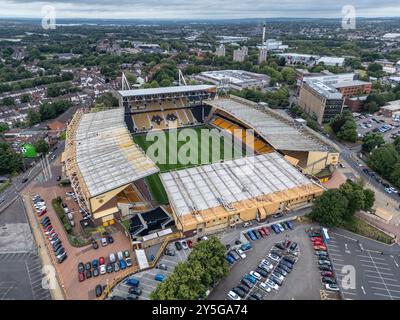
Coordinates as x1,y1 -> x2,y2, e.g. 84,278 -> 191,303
51,197 -> 72,234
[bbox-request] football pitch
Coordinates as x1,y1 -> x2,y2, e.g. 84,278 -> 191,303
133,126 -> 244,204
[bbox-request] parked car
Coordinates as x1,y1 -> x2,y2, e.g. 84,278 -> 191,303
93,268 -> 99,277
78,272 -> 85,282
249,271 -> 261,280
175,241 -> 182,251
268,253 -> 280,262
255,267 -> 268,278
325,283 -> 340,292
125,277 -> 140,287
99,257 -> 105,265
265,279 -> 279,291
227,291 -> 241,300
107,235 -> 114,244
126,257 -> 133,267
187,240 -> 193,248
164,248 -> 176,256
241,243 -> 252,251
155,274 -> 165,282
92,259 -> 98,268
322,276 -> 336,284
236,249 -> 246,259
106,263 -> 113,273
129,287 -> 142,295
100,265 -> 106,275
95,285 -> 103,298
259,281 -> 272,293
156,263 -> 168,270
109,253 -> 116,263
101,238 -> 108,247
180,240 -> 188,250
117,251 -> 124,261
232,287 -> 246,298
241,278 -> 254,289
92,241 -> 98,250
119,259 -> 127,270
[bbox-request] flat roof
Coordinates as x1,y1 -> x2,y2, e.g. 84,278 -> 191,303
118,85 -> 216,98
160,152 -> 315,217
381,100 -> 400,111
198,70 -> 268,85
333,80 -> 372,88
75,108 -> 159,197
206,97 -> 333,152
304,80 -> 343,99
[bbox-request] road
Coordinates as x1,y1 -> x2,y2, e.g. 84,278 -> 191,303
0,140 -> 65,213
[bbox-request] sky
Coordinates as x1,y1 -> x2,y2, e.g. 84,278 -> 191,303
1,0 -> 400,19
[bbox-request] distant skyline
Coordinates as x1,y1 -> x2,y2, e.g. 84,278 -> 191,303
1,0 -> 400,19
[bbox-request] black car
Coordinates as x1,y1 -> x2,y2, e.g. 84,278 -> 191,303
275,243 -> 286,250
78,262 -> 85,273
258,263 -> 270,273
129,287 -> 142,296
255,267 -> 268,278
283,256 -> 296,264
237,284 -> 249,294
41,216 -> 50,224
106,263 -> 113,273
95,285 -> 103,298
250,292 -> 263,300
175,241 -> 182,251
319,265 -> 333,272
93,268 -> 100,277
273,212 -> 284,219
126,294 -> 139,300
278,263 -> 291,274
254,230 -> 261,239
226,244 -> 231,250
271,250 -> 283,257
322,276 -> 336,284
235,240 -> 242,245
85,262 -> 92,270
107,235 -> 114,244
164,248 -> 176,256
53,243 -> 63,253
274,267 -> 288,277
57,254 -> 67,264
280,260 -> 293,270
232,287 -> 246,298
22,178 -> 28,183
92,241 -> 99,250
86,269 -> 92,279
241,278 -> 254,289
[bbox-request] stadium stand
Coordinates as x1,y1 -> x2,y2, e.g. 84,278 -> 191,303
128,207 -> 175,238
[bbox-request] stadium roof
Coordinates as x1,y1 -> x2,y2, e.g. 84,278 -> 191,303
206,97 -> 334,152
118,85 -> 216,98
74,108 -> 159,197
160,152 -> 316,218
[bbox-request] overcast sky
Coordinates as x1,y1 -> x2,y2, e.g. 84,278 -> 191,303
1,0 -> 400,19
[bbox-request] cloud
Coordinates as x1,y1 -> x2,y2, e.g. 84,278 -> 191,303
1,0 -> 400,19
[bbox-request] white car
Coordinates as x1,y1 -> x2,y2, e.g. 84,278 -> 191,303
260,259 -> 274,271
249,271 -> 261,281
180,240 -> 189,250
65,192 -> 74,196
227,291 -> 241,300
325,283 -> 340,292
268,253 -> 280,263
236,249 -> 246,259
271,272 -> 284,281
117,251 -> 124,261
385,187 -> 392,194
109,253 -> 116,263
277,224 -> 285,232
100,264 -> 106,275
265,279 -> 279,291
101,238 -> 108,247
259,282 -> 272,293
243,222 -> 252,228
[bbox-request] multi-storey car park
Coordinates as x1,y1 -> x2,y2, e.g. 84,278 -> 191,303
63,84 -> 340,246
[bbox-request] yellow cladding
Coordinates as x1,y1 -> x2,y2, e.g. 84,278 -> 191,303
90,184 -> 130,213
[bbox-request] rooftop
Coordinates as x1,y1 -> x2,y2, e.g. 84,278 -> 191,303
198,70 -> 269,86
333,80 -> 372,88
74,108 -> 159,197
304,80 -> 343,100
160,152 -> 318,217
381,100 -> 400,111
118,85 -> 216,98
206,96 -> 335,152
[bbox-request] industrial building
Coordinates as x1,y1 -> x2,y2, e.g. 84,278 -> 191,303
316,56 -> 345,67
380,100 -> 400,118
195,70 -> 270,90
298,80 -> 345,125
333,80 -> 372,97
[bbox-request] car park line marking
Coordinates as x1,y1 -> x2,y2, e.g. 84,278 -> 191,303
361,264 -> 392,271
365,274 -> 398,282
366,251 -> 393,300
391,255 -> 399,268
369,281 -> 400,287
374,293 -> 400,300
372,286 -> 400,294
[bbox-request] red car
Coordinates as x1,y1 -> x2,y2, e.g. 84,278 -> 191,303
258,229 -> 266,237
78,272 -> 85,282
262,227 -> 270,236
187,240 -> 193,249
311,237 -> 323,242
37,209 -> 47,216
99,257 -> 105,265
314,245 -> 327,251
321,271 -> 333,277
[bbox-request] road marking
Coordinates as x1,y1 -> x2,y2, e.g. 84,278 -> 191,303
372,286 -> 400,294
391,255 -> 399,268
369,281 -> 400,287
367,250 -> 393,300
374,293 -> 400,299
361,286 -> 366,295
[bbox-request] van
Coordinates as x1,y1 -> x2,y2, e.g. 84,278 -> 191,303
155,274 -> 165,282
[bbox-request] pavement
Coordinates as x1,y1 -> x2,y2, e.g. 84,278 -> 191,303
325,229 -> 400,300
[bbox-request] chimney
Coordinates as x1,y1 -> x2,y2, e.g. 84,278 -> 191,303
262,24 -> 266,44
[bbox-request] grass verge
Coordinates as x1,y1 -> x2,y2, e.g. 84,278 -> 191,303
0,181 -> 11,193
341,217 -> 394,244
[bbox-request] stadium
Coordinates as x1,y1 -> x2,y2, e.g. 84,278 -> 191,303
63,84 -> 339,241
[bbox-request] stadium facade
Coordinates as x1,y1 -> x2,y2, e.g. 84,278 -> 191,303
64,84 -> 337,236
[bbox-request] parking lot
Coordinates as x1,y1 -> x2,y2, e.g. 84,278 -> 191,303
0,252 -> 51,300
326,230 -> 400,300
111,242 -> 192,300
355,114 -> 400,142
208,221 -> 322,300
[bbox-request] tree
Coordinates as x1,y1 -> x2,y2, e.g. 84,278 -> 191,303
362,188 -> 375,211
368,144 -> 400,180
20,93 -> 32,103
0,122 -> 9,134
393,136 -> 400,154
125,72 -> 137,85
2,96 -> 15,107
34,139 -> 49,154
368,63 -> 384,78
27,109 -> 41,126
0,143 -> 24,175
362,132 -> 385,153
310,189 -> 348,227
330,111 -> 357,142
